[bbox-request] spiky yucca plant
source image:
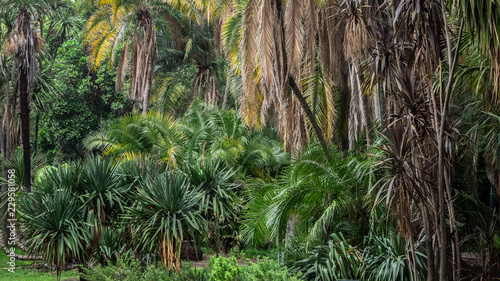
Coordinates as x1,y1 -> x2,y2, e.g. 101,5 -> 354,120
19,188 -> 88,280
124,172 -> 204,270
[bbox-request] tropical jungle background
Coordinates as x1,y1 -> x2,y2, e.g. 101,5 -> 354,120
1,0 -> 500,280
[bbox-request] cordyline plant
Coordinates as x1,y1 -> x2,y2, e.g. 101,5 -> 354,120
124,172 -> 204,270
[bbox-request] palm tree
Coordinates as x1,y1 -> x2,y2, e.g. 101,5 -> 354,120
223,0 -> 331,154
84,0 -> 199,114
182,23 -> 223,111
243,143 -> 369,248
84,0 -> 155,113
2,0 -> 49,193
0,4 -> 20,247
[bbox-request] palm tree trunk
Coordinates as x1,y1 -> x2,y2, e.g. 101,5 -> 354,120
19,55 -> 31,193
222,72 -> 231,108
288,77 -> 330,159
17,8 -> 32,193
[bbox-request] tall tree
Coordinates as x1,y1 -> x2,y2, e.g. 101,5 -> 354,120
84,0 -> 196,114
3,0 -> 48,193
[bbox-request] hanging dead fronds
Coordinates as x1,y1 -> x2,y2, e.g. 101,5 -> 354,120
240,0 -> 262,129
342,0 -> 367,63
33,32 -> 44,53
129,9 -> 157,114
116,40 -> 129,92
304,0 -> 318,72
4,33 -> 20,57
285,0 -> 304,80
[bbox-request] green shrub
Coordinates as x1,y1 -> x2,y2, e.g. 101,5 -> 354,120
83,257 -> 300,281
208,256 -> 240,281
240,259 -> 300,281
140,266 -> 172,281
84,260 -> 208,281
168,263 -> 209,281
82,259 -> 142,281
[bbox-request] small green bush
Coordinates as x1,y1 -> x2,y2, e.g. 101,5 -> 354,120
208,256 -> 240,281
240,259 -> 300,281
168,262 -> 209,281
82,259 -> 142,281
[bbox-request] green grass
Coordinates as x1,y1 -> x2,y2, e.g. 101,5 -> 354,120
0,269 -> 79,281
0,249 -> 79,280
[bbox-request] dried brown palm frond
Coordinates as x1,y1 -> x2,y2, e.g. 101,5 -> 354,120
163,12 -> 183,51
240,0 -> 262,129
2,103 -> 19,157
341,0 -> 367,63
116,40 -> 129,92
204,70 -> 220,106
257,0 -> 275,90
348,63 -> 366,149
4,33 -> 21,57
285,95 -> 309,152
319,1 -> 347,86
227,0 -> 336,151
285,0 -> 304,80
303,0 -> 318,73
33,32 -> 44,53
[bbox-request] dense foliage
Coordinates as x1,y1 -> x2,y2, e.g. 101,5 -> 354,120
1,0 -> 500,281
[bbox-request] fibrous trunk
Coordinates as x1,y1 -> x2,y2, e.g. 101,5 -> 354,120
129,10 -> 156,114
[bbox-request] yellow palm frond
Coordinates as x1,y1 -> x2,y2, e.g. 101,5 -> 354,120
88,25 -> 120,70
84,1 -> 133,70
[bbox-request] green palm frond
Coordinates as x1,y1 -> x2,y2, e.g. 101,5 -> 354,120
85,111 -> 185,167
243,142 -> 369,247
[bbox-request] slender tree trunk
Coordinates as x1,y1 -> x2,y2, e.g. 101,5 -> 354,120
437,14 -> 464,281
423,207 -> 436,281
288,77 -> 330,160
19,63 -> 31,193
374,83 -> 382,122
445,167 -> 461,281
18,9 -> 32,193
